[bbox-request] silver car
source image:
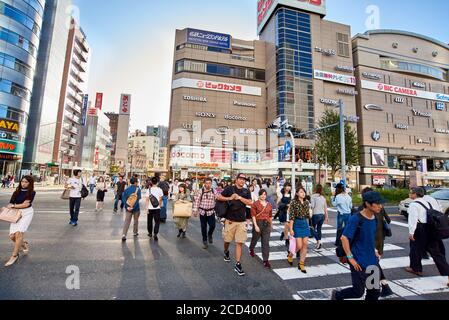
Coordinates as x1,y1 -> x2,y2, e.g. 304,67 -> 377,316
399,188 -> 449,218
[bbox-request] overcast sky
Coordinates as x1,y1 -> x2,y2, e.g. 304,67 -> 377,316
73,0 -> 449,132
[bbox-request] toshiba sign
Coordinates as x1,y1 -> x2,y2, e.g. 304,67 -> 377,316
257,0 -> 326,34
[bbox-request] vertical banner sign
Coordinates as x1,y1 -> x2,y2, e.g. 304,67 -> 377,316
82,94 -> 89,126
94,146 -> 100,168
120,94 -> 131,115
95,93 -> 103,110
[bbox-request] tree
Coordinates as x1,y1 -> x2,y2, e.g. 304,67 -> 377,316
314,109 -> 360,180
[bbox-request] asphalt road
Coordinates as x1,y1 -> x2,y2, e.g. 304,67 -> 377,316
0,189 -> 448,300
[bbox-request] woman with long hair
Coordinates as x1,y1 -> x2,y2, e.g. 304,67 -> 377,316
95,176 -> 108,212
4,176 -> 36,267
173,184 -> 192,238
287,187 -> 311,273
310,185 -> 329,251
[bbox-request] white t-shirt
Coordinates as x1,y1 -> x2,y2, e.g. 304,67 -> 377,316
146,187 -> 164,210
68,177 -> 82,198
89,176 -> 96,185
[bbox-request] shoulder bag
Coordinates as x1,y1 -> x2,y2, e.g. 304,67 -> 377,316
0,207 -> 23,223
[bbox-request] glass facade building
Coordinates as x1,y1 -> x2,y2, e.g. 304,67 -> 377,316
23,0 -> 72,179
276,8 -> 314,134
0,0 -> 45,175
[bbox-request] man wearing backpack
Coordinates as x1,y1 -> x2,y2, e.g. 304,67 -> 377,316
331,191 -> 385,300
146,177 -> 164,242
121,177 -> 142,241
217,173 -> 253,276
158,177 -> 170,223
193,178 -> 218,249
406,187 -> 449,287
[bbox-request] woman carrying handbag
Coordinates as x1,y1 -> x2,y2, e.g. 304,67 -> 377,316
2,176 -> 36,267
173,184 -> 192,239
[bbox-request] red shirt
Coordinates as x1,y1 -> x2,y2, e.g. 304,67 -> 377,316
250,200 -> 273,222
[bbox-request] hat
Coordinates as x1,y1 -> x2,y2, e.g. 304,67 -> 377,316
236,173 -> 247,180
362,191 -> 386,204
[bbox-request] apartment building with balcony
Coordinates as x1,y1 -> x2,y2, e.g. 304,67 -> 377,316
53,17 -> 90,175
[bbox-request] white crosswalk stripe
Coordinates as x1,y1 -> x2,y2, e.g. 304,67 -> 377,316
245,218 -> 449,300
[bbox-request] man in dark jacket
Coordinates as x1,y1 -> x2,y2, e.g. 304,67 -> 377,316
158,177 -> 170,223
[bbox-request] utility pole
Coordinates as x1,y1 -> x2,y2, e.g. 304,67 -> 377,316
285,128 -> 296,193
339,100 -> 347,187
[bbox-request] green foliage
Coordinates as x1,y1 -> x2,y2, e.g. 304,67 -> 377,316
315,109 -> 360,179
378,189 -> 410,203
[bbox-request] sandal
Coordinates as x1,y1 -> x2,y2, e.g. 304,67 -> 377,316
287,253 -> 293,266
22,242 -> 29,254
5,254 -> 19,267
298,262 -> 307,274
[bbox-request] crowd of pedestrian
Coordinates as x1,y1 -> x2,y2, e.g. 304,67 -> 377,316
1,172 -> 448,300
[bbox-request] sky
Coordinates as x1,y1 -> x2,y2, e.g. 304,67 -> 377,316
72,0 -> 449,132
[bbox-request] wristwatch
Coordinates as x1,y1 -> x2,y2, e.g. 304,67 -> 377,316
346,254 -> 354,260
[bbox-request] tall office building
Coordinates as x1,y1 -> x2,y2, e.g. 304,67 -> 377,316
353,30 -> 449,187
53,17 -> 90,176
259,0 -> 358,182
147,125 -> 168,147
23,0 -> 72,179
0,0 -> 46,176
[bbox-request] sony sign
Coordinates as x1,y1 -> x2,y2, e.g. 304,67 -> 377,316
196,112 -> 216,118
257,0 -> 326,34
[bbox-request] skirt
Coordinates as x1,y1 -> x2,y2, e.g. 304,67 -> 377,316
293,219 -> 311,239
97,190 -> 106,202
174,217 -> 189,231
10,207 -> 34,235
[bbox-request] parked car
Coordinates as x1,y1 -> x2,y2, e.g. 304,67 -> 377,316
399,188 -> 449,218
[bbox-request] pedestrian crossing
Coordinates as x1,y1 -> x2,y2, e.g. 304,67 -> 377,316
245,220 -> 449,300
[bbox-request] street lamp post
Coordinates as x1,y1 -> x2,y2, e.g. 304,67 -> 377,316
338,100 -> 347,187
285,128 -> 296,193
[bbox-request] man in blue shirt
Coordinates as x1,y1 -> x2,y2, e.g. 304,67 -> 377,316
121,178 -> 142,242
332,191 -> 385,300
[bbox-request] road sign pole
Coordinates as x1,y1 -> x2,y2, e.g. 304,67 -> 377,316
286,129 -> 296,192
339,100 -> 347,186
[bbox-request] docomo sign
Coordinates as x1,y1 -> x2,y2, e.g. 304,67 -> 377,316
170,146 -> 232,167
257,0 -> 326,34
120,94 -> 131,115
361,80 -> 449,103
172,78 -> 262,96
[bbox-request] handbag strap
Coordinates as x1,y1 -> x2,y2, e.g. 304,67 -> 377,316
256,201 -> 269,218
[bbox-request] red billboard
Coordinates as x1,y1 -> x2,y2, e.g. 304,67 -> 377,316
95,93 -> 103,110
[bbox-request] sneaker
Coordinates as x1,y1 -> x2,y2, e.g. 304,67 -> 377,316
330,290 -> 338,301
113,209 -> 118,213
202,242 -> 208,249
208,236 -> 213,244
381,284 -> 394,298
405,267 -> 423,277
21,242 -> 29,254
224,251 -> 231,262
263,261 -> 272,269
121,236 -> 126,242
234,263 -> 245,276
249,249 -> 255,258
133,233 -> 139,237
73,222 -> 78,227
154,235 -> 159,242
181,231 -> 186,239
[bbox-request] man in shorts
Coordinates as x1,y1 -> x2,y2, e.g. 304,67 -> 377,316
217,173 -> 253,276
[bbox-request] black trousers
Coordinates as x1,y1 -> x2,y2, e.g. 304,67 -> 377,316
336,265 -> 381,300
200,214 -> 216,242
148,209 -> 161,236
69,197 -> 81,223
410,223 -> 449,275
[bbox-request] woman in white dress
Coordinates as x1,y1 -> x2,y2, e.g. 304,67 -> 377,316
5,176 -> 36,267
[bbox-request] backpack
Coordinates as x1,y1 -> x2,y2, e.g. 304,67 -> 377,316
417,202 -> 449,240
336,213 -> 364,264
126,188 -> 139,208
149,189 -> 160,208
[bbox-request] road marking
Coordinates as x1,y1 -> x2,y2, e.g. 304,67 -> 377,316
247,232 -> 282,239
273,256 -> 435,280
391,221 -> 409,228
294,276 -> 448,300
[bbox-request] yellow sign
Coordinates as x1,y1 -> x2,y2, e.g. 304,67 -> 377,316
0,119 -> 19,133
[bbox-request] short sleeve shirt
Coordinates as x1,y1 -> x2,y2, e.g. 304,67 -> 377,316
343,214 -> 378,269
221,186 -> 252,222
68,177 -> 82,198
147,187 -> 164,210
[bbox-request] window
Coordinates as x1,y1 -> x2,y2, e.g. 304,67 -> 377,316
0,52 -> 32,77
0,27 -> 37,56
0,78 -> 31,100
337,33 -> 350,57
0,2 -> 40,35
380,58 -> 447,80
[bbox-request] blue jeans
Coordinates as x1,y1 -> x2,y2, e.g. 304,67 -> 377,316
89,184 -> 95,194
69,197 -> 81,223
160,196 -> 168,220
335,265 -> 381,300
336,213 -> 350,245
114,194 -> 125,211
311,214 -> 325,241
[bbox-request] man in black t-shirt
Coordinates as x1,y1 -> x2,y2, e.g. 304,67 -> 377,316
217,173 -> 253,276
114,176 -> 128,213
